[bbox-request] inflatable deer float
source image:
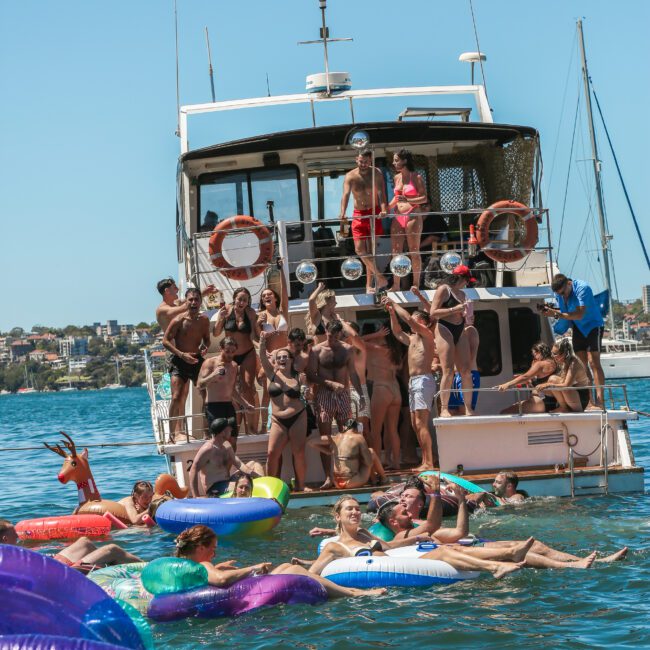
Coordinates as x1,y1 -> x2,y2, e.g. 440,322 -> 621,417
44,431 -> 187,524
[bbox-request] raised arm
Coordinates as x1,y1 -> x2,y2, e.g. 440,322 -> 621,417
307,282 -> 326,333
432,483 -> 469,543
258,332 -> 275,377
213,305 -> 230,337
411,286 -> 431,309
384,301 -> 410,346
278,258 -> 289,316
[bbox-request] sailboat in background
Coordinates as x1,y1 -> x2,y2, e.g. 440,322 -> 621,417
17,365 -> 38,394
568,21 -> 650,379
103,357 -> 123,389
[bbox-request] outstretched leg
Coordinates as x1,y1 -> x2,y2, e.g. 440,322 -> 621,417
421,547 -> 524,579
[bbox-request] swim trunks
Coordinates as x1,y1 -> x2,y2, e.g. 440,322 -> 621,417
315,386 -> 352,424
169,354 -> 204,383
351,208 -> 384,241
350,383 -> 371,419
204,401 -> 238,437
448,370 -> 481,410
408,373 -> 436,412
206,480 -> 231,497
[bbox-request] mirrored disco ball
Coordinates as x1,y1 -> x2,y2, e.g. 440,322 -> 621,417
295,261 -> 318,284
440,251 -> 462,274
390,254 -> 412,278
341,257 -> 363,281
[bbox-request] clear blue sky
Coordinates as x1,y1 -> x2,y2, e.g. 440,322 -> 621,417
1,0 -> 648,330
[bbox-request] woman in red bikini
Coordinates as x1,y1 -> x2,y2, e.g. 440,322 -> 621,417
389,149 -> 429,290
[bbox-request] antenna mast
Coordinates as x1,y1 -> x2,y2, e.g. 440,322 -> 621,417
205,27 -> 216,103
174,0 -> 181,136
577,19 -> 615,334
298,0 -> 352,96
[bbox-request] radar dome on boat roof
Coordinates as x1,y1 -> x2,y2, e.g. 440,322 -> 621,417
459,52 -> 487,63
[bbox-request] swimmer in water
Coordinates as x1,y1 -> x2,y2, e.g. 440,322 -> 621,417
118,480 -> 154,525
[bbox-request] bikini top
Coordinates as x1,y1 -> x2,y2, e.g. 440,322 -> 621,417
322,536 -> 383,557
395,173 -> 419,199
268,372 -> 302,399
224,308 -> 252,334
442,287 -> 461,309
261,313 -> 288,333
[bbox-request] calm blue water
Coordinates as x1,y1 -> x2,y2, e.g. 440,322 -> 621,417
1,384 -> 649,649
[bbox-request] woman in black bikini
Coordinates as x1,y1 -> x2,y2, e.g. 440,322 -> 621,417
429,265 -> 477,417
213,287 -> 260,433
498,342 -> 558,414
259,331 -> 310,492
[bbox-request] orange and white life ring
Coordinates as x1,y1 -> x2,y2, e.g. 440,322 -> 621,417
208,215 -> 274,281
475,200 -> 538,264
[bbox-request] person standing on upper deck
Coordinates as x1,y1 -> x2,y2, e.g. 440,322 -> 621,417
339,150 -> 389,293
543,274 -> 605,410
155,278 -> 216,332
388,150 -> 429,291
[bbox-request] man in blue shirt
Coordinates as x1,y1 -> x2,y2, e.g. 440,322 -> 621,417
543,274 -> 605,409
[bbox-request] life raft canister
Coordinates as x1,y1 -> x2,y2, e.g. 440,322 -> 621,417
208,215 -> 274,281
475,200 -> 538,264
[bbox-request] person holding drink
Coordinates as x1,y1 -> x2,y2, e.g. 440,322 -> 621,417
429,265 -> 477,417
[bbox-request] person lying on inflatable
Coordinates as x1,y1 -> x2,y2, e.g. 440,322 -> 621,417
174,524 -> 386,599
117,480 -> 155,525
377,478 -> 628,569
0,518 -> 142,573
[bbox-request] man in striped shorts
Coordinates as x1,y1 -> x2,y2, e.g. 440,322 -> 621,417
307,320 -> 366,489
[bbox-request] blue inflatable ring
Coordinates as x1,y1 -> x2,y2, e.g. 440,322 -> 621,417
155,497 -> 283,536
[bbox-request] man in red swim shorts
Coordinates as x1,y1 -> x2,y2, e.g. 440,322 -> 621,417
339,150 -> 389,293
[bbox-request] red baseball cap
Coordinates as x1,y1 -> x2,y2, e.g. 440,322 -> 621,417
452,265 -> 477,284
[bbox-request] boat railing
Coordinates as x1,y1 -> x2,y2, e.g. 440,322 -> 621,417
435,383 -> 631,416
188,206 -> 552,296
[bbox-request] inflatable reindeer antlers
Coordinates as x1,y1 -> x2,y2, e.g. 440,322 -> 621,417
44,431 -> 78,458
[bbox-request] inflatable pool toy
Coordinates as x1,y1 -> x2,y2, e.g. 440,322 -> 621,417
221,476 -> 290,510
89,563 -> 151,615
102,512 -> 128,530
44,431 -> 186,524
0,545 -> 147,649
141,558 -> 208,595
368,522 -> 393,541
114,600 -> 154,650
419,471 -> 485,494
147,574 -> 327,621
15,514 -> 111,541
321,555 -> 479,588
0,636 -> 131,650
155,497 -> 283,537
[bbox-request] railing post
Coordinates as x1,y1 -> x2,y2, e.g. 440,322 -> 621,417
277,221 -> 290,287
569,447 -> 575,498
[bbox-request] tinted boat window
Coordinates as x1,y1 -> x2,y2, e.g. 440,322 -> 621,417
473,310 -> 501,377
509,307 -> 542,374
198,166 -> 302,232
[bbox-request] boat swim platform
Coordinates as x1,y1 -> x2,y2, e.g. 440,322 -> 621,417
287,464 -> 645,509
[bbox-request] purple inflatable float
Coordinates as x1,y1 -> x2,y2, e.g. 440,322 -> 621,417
0,636 -> 129,650
147,574 -> 328,621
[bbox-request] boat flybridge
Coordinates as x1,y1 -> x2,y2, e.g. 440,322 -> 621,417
145,25 -> 644,505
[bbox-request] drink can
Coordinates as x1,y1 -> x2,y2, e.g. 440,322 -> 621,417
464,300 -> 474,325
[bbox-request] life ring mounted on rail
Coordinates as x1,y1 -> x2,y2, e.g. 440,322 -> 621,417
475,200 -> 538,264
208,215 -> 274,281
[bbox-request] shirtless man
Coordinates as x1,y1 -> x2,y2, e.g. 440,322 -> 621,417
163,288 -> 211,442
307,320 -> 366,489
308,419 -> 386,489
339,150 -> 389,293
188,417 -> 263,497
384,298 -> 436,471
155,278 -> 216,332
467,470 -> 527,508
197,336 -> 254,448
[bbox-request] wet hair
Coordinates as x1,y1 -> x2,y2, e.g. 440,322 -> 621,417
332,495 -> 359,532
0,519 -> 14,536
357,149 -> 372,159
531,342 -> 552,359
174,524 -> 217,558
396,148 -> 415,172
404,476 -> 426,493
232,287 -> 252,305
288,328 -> 306,342
378,501 -> 400,527
553,337 -> 576,368
233,474 -> 253,495
551,274 -> 570,293
496,470 -> 519,489
157,278 -> 175,296
220,336 -> 238,349
259,287 -> 281,312
326,320 -> 344,335
132,481 -> 153,498
185,287 -> 201,299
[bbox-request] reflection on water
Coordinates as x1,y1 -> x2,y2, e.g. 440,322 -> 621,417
1,384 -> 649,648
